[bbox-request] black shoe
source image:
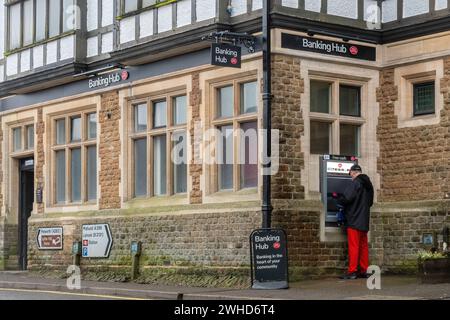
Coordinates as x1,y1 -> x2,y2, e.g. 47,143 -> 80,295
339,272 -> 358,280
357,272 -> 370,279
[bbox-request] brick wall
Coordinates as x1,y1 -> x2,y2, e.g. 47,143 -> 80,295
271,55 -> 305,200
376,61 -> 450,202
99,91 -> 121,209
36,108 -> 45,214
189,73 -> 203,204
28,209 -> 261,270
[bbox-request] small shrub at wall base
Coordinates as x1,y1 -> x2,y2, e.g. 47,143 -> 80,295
417,250 -> 450,284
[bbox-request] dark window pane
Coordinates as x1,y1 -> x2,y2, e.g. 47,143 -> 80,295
26,125 -> 34,149
56,119 -> 66,145
217,86 -> 233,118
340,85 -> 361,117
13,127 -> 22,152
340,124 -> 360,157
173,96 -> 187,125
310,81 -> 330,113
173,132 -> 187,193
134,138 -> 147,197
134,104 -> 147,132
414,82 -> 435,116
240,82 -> 257,114
71,117 -> 81,142
153,135 -> 167,195
56,150 -> 66,203
87,146 -> 97,201
71,148 -> 81,202
87,113 -> 97,139
49,0 -> 61,37
218,125 -> 233,190
310,121 -> 330,154
240,121 -> 258,188
153,101 -> 167,128
36,0 -> 47,41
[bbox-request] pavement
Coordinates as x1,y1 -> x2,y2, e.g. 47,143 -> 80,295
0,271 -> 449,300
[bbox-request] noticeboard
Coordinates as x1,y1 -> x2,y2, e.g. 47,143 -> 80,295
250,228 -> 289,289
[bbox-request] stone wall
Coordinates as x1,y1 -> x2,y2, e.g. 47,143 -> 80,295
376,61 -> 450,202
27,209 -> 261,272
189,73 -> 203,204
99,91 -> 121,209
0,222 -> 18,270
36,108 -> 45,214
271,54 -> 305,200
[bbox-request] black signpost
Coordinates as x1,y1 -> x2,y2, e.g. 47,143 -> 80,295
211,43 -> 242,68
250,228 -> 289,289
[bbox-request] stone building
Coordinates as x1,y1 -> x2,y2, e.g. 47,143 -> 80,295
0,0 -> 449,285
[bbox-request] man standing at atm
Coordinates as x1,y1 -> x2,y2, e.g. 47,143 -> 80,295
333,164 -> 374,280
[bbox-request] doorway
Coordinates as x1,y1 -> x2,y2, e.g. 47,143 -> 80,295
19,158 -> 34,270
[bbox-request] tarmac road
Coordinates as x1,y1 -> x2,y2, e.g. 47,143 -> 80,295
0,288 -> 149,300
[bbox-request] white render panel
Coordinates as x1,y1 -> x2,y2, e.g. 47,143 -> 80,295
87,0 -> 98,31
140,10 -> 154,38
20,49 -> 31,72
305,0 -> 321,12
252,0 -> 262,10
382,0 -> 397,22
0,65 -> 4,82
6,54 -> 18,76
158,4 -> 173,33
282,0 -> 298,9
328,0 -> 358,19
101,32 -> 114,53
120,16 -> 136,43
364,0 -> 378,21
231,0 -> 247,16
102,0 -> 114,27
0,0 -> 4,60
177,0 -> 191,27
33,45 -> 44,68
87,36 -> 99,57
403,0 -> 429,18
60,35 -> 75,60
196,0 -> 216,22
46,40 -> 58,65
435,0 -> 447,10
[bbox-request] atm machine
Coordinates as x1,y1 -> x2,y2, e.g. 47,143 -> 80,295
320,155 -> 358,228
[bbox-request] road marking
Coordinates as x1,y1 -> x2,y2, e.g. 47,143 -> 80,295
0,288 -> 149,300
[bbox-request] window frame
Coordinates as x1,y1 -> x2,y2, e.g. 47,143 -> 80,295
10,121 -> 35,156
413,81 -> 435,116
209,76 -> 260,194
128,88 -> 188,199
50,108 -> 97,206
6,0 -> 75,51
309,76 -> 365,157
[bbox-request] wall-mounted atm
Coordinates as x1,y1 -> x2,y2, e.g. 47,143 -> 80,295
320,155 -> 358,228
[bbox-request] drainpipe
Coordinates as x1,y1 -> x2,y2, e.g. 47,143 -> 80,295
262,0 -> 272,229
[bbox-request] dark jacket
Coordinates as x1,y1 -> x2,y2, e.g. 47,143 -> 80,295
337,174 -> 374,232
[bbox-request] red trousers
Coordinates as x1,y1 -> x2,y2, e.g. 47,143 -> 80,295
347,227 -> 369,274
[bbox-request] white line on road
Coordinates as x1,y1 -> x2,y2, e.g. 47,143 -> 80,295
0,288 -> 150,300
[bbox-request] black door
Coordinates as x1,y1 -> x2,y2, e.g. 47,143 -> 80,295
19,158 -> 34,270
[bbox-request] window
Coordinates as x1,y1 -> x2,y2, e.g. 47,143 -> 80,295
212,79 -> 259,192
123,0 -> 158,14
130,91 -> 187,198
7,0 -> 75,50
413,82 -> 435,116
51,110 -> 97,205
11,123 -> 35,153
309,79 -> 364,157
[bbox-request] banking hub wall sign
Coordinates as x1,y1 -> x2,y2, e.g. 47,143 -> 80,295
281,33 -> 376,61
88,70 -> 130,89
